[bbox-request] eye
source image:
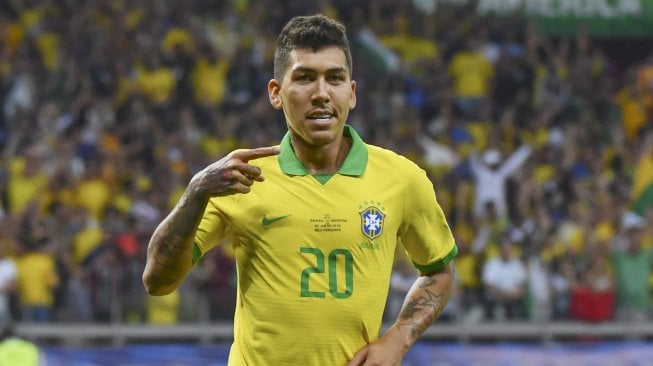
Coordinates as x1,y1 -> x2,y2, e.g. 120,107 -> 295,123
295,74 -> 312,82
327,74 -> 345,83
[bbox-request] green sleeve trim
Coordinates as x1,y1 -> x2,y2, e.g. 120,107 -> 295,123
412,244 -> 458,274
191,242 -> 203,265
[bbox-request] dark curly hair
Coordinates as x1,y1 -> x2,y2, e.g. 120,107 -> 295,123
273,14 -> 353,81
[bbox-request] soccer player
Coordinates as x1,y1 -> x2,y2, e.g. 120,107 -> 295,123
143,14 -> 457,366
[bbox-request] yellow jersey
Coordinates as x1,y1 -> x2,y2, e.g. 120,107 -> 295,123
194,125 -> 457,365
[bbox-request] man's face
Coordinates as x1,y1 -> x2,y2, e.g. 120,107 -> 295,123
268,46 -> 356,148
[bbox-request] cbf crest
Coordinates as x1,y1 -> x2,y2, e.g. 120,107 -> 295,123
360,205 -> 385,240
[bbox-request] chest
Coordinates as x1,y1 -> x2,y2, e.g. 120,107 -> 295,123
223,173 -> 406,252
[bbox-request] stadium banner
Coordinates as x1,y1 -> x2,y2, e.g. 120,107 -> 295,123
473,0 -> 653,37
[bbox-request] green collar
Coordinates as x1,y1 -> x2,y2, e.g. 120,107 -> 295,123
278,125 -> 368,176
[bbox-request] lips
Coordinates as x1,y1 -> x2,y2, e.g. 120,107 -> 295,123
307,110 -> 334,120
307,111 -> 334,124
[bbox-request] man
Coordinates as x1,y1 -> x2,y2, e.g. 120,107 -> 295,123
481,234 -> 527,320
143,14 -> 457,365
0,254 -> 17,323
0,322 -> 41,366
469,145 -> 531,220
612,212 -> 653,321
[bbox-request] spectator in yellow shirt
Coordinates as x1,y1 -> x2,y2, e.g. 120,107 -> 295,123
637,56 -> 653,120
191,46 -> 230,107
7,145 -> 48,215
135,53 -> 176,106
74,156 -> 112,220
448,38 -> 494,119
15,240 -> 59,322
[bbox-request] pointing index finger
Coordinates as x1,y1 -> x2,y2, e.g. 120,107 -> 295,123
236,146 -> 281,162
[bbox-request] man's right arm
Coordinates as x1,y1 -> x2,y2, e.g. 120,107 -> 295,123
142,146 -> 281,296
142,184 -> 209,296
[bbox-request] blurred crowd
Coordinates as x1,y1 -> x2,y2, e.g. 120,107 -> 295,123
1,0 -> 653,327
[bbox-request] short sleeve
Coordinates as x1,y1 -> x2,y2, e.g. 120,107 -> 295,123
193,198 -> 229,262
398,167 -> 457,274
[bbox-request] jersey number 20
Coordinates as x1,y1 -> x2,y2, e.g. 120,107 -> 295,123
300,247 -> 353,299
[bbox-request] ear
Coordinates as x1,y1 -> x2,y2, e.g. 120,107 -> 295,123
268,79 -> 283,109
349,80 -> 357,110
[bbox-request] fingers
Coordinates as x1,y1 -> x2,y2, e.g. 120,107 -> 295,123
233,146 -> 281,163
239,164 -> 265,182
346,347 -> 368,366
214,170 -> 254,195
230,146 -> 280,182
194,146 -> 280,197
222,162 -> 263,187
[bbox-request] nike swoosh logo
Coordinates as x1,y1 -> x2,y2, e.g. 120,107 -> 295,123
261,214 -> 291,227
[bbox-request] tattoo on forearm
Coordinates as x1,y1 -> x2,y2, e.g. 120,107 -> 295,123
399,288 -> 444,322
177,181 -> 210,211
144,186 -> 210,291
398,283 -> 446,338
417,277 -> 437,288
398,320 -> 424,338
178,193 -> 191,208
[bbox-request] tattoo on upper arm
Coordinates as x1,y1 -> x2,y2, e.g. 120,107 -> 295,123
157,242 -> 175,257
148,218 -> 187,258
145,223 -> 188,287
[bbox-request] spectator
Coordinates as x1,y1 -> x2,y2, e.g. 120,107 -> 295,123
0,257 -> 16,323
631,133 -> 653,217
191,46 -> 231,108
6,144 -> 48,215
134,52 -> 176,107
448,36 -> 495,119
526,242 -> 553,322
0,322 -> 41,366
550,256 -> 573,320
568,247 -> 615,322
612,212 -> 653,321
454,236 -> 484,323
85,243 -> 123,322
636,55 -> 653,121
14,238 -> 59,323
146,291 -> 180,325
481,235 -> 527,320
385,255 -> 418,322
469,144 -> 532,220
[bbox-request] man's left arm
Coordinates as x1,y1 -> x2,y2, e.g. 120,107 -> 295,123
348,263 -> 455,366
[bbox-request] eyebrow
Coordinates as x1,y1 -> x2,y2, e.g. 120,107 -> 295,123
292,66 -> 348,74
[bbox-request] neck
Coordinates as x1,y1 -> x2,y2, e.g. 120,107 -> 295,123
291,135 -> 352,175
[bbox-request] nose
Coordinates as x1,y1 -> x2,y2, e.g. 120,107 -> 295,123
312,77 -> 330,105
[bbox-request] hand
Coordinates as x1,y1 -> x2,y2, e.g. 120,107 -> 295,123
347,329 -> 407,366
190,146 -> 281,198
